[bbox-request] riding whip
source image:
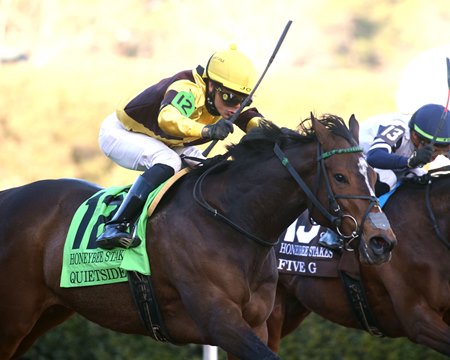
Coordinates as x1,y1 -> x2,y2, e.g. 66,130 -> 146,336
202,20 -> 293,157
430,57 -> 450,146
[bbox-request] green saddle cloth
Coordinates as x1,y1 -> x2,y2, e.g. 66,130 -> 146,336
60,183 -> 164,288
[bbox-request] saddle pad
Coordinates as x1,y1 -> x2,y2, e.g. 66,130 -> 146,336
60,183 -> 164,288
276,212 -> 340,278
276,182 -> 401,279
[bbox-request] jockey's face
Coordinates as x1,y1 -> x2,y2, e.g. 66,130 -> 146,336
208,82 -> 249,120
417,138 -> 450,160
430,143 -> 450,160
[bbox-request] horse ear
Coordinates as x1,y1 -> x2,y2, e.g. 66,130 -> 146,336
349,114 -> 360,144
311,115 -> 328,145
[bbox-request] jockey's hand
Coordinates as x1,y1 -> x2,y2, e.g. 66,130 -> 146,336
202,119 -> 234,140
408,144 -> 433,168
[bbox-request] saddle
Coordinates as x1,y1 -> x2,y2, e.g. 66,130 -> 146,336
61,168 -> 190,342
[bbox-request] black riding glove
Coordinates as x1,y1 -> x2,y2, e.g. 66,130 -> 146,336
407,144 -> 433,168
202,119 -> 234,140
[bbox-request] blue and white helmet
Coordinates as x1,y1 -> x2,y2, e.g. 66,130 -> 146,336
409,103 -> 450,144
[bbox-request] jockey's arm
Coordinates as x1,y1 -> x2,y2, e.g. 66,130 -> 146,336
234,107 -> 265,133
366,147 -> 409,169
158,105 -> 205,138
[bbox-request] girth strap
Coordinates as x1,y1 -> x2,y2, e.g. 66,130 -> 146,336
338,252 -> 384,337
127,271 -> 172,342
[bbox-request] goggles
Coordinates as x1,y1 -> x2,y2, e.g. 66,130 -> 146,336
216,86 -> 251,107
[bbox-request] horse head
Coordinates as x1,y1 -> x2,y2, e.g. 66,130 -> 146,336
308,113 -> 397,265
192,114 -> 396,266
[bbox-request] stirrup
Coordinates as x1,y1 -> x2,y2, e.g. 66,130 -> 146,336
96,234 -> 141,250
96,223 -> 141,250
118,236 -> 141,249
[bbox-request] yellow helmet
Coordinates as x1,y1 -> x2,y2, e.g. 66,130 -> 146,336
206,44 -> 257,95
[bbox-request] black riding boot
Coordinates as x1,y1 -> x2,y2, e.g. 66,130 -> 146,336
318,228 -> 343,251
96,164 -> 174,250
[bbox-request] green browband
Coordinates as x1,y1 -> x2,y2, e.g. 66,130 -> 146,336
320,146 -> 363,160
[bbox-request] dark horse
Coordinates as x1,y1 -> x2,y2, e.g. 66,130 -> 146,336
267,171 -> 450,357
0,116 -> 396,360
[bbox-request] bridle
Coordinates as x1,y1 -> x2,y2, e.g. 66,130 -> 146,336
275,142 -> 380,250
193,140 -> 379,249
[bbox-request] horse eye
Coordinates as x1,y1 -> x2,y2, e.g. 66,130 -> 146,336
334,173 -> 347,183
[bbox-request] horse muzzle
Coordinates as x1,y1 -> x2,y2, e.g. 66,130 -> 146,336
359,212 -> 397,265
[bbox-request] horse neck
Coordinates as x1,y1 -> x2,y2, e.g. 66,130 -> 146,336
429,178 -> 450,254
206,150 -> 316,242
387,180 -> 450,268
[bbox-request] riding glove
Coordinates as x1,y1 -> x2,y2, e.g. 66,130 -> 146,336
407,144 -> 433,168
202,119 -> 234,140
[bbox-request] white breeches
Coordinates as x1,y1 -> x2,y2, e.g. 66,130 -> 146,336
98,113 -> 205,172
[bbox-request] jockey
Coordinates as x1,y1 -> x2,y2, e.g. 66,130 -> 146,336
96,45 -> 264,250
319,103 -> 450,250
364,103 -> 450,196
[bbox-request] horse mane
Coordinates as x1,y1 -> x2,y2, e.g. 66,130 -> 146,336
188,114 -> 353,175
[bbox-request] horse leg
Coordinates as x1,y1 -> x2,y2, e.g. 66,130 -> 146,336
211,306 -> 280,360
225,325 -> 279,360
10,305 -> 74,359
0,281 -> 45,359
407,307 -> 450,356
267,294 -> 286,353
267,283 -> 291,353
0,307 -> 40,359
172,291 -> 280,360
267,281 -> 312,353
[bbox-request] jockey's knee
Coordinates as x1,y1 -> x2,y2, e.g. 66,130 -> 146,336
140,150 -> 181,173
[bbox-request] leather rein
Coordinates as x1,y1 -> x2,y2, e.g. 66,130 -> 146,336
193,141 -> 376,248
424,166 -> 450,249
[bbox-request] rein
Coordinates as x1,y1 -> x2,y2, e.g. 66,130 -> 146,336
425,167 -> 450,249
193,159 -> 276,247
193,140 -> 374,248
273,143 -> 342,226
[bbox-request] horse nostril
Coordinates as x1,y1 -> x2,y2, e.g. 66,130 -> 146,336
369,236 -> 390,254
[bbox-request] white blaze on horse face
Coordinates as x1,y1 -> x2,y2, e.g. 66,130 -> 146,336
358,157 -> 376,197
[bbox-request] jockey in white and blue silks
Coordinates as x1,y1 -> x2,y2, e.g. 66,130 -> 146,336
319,103 -> 450,250
364,103 -> 450,196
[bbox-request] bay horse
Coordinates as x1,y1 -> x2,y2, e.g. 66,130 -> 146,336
0,116 -> 396,360
267,170 -> 450,357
